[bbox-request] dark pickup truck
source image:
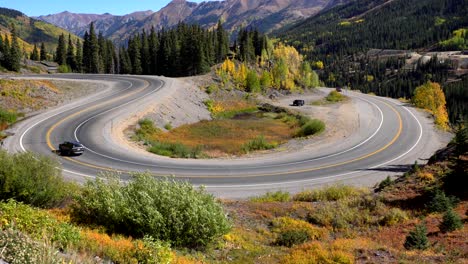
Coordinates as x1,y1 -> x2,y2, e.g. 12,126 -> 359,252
59,141 -> 85,156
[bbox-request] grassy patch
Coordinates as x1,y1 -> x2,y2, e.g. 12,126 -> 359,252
250,191 -> 291,202
144,117 -> 295,157
134,106 -> 324,157
0,108 -> 18,125
147,141 -> 204,159
294,184 -> 366,202
311,90 -> 348,105
242,135 -> 278,153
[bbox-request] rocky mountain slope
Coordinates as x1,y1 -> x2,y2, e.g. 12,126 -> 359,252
36,0 -> 348,44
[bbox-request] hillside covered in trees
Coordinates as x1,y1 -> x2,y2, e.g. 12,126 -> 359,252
0,7 -> 80,58
277,0 -> 468,123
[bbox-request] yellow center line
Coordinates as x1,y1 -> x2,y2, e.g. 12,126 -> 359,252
46,79 -> 150,173
48,92 -> 403,179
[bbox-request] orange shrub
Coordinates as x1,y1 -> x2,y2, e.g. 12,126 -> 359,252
417,171 -> 435,182
79,229 -> 137,263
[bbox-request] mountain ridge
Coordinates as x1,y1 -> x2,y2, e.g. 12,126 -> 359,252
36,0 -> 348,44
0,7 -> 80,56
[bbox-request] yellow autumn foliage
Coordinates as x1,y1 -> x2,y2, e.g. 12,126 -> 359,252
412,81 -> 449,130
272,217 -> 328,240
281,242 -> 354,264
273,43 -> 303,79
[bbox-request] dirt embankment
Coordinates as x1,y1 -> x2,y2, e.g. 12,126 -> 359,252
143,77 -> 212,130
0,78 -> 102,114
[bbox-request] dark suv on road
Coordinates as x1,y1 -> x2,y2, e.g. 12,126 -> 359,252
59,141 -> 85,156
293,99 -> 305,106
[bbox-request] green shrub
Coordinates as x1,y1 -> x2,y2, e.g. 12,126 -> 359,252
296,119 -> 325,137
135,119 -> 161,141
275,112 -> 300,125
380,208 -> 409,226
426,190 -> 459,213
205,84 -> 218,94
134,236 -> 173,264
246,70 -> 261,93
57,64 -> 71,73
294,184 -> 365,202
275,230 -> 310,247
325,90 -> 346,102
0,200 -> 81,249
148,141 -> 204,158
0,150 -> 76,208
377,176 -> 393,190
72,173 -> 231,248
404,223 -> 429,250
0,108 -> 18,124
164,122 -> 173,130
307,194 -> 386,230
250,191 -> 291,202
0,228 -> 62,264
439,208 -> 463,233
242,135 -> 277,153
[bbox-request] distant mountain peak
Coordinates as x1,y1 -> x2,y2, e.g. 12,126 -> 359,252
36,0 -> 350,45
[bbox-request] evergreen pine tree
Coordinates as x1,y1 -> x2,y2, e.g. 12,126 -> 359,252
55,33 -> 67,65
148,27 -> 159,74
66,34 -> 76,71
9,24 -> 21,71
0,35 -> 3,67
404,223 -> 429,250
439,208 -> 463,233
75,40 -> 83,72
216,20 -> 228,63
88,23 -> 101,73
140,30 -> 150,75
2,34 -> 10,69
30,44 -> 40,61
40,42 -> 47,61
128,36 -> 142,75
238,28 -> 255,62
119,46 -> 131,74
98,32 -> 107,73
82,31 -> 90,72
106,40 -> 116,74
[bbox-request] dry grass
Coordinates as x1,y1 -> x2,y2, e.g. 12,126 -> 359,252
0,79 -> 60,111
150,118 -> 295,157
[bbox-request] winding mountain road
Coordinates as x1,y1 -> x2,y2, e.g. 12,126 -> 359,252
4,75 -> 447,198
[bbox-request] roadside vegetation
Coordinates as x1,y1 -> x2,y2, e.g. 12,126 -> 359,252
0,150 -> 231,263
311,90 -> 348,105
134,104 -> 325,158
0,123 -> 466,262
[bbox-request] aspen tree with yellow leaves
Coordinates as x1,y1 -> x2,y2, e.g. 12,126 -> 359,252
412,81 -> 449,130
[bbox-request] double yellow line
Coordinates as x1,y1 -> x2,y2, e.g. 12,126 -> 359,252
47,79 -> 150,173
47,92 -> 403,178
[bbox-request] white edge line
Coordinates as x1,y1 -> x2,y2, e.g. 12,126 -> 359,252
72,92 -> 385,171
205,100 -> 424,189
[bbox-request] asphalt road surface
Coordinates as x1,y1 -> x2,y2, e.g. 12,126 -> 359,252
4,74 -> 446,198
